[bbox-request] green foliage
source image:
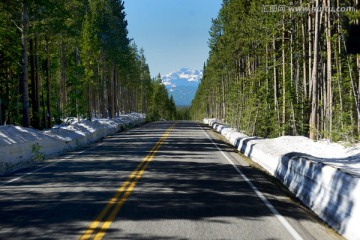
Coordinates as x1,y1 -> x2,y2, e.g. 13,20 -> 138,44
176,107 -> 190,120
31,142 -> 45,162
191,0 -> 360,141
0,0 -> 156,128
146,75 -> 176,122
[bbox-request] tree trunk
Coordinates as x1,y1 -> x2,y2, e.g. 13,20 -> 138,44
21,0 -> 30,127
221,74 -> 226,120
0,73 -> 2,124
346,54 -> 360,136
75,47 -> 80,122
273,36 -> 280,134
358,55 -> 360,137
308,9 -> 313,101
34,33 -> 40,128
109,63 -> 115,118
357,0 -> 360,137
141,68 -> 145,114
265,43 -> 269,105
60,36 -> 66,116
114,68 -> 118,117
336,0 -> 344,131
30,38 -> 36,127
325,0 -> 332,141
309,0 -> 320,140
87,80 -> 92,120
41,80 -> 47,129
301,0 -> 307,99
282,18 -> 286,136
46,38 -> 52,128
93,66 -> 98,118
101,55 -> 106,117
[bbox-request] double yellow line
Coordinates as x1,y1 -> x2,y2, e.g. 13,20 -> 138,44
80,123 -> 177,240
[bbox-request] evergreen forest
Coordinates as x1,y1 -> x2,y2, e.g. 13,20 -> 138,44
0,0 -> 176,129
190,0 -> 360,141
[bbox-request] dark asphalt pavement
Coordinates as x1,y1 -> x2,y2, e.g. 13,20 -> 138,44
0,121 -> 342,239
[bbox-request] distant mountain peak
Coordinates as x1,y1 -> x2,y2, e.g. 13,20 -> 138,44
161,68 -> 203,106
162,68 -> 203,84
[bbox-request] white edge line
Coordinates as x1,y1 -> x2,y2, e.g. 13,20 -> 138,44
0,142 -> 105,187
200,125 -> 303,240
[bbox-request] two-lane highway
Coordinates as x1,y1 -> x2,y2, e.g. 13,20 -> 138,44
0,121 -> 341,239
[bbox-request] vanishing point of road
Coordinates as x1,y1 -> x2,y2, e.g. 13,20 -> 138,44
0,121 -> 342,239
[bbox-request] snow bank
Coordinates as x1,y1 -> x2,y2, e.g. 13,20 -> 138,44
204,118 -> 360,240
0,113 -> 145,175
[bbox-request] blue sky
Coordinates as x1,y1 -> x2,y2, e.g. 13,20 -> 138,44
123,0 -> 222,77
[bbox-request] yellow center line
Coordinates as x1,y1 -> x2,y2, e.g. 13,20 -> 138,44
79,163 -> 145,240
79,123 -> 176,240
93,126 -> 174,239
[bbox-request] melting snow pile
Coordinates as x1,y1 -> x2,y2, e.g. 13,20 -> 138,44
0,113 -> 145,175
204,118 -> 360,240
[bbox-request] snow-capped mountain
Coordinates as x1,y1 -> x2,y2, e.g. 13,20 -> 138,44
161,68 -> 203,106
162,68 -> 203,85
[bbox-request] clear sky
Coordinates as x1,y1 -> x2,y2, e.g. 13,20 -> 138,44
123,0 -> 222,77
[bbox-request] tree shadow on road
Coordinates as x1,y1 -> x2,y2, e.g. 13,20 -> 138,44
0,121 -> 337,239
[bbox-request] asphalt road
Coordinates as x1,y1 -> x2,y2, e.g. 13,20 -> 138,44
0,121 -> 342,240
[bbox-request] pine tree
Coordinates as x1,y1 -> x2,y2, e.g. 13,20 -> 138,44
191,0 -> 360,142
0,0 -> 157,128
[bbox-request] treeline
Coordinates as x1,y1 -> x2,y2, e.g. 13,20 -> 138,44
0,0 -> 175,129
146,75 -> 176,121
176,107 -> 190,120
191,0 -> 360,141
